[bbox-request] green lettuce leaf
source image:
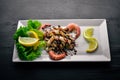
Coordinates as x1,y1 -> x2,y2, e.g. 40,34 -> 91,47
28,19 -> 41,29
13,26 -> 29,41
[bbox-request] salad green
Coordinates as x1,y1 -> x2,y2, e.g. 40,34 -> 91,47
13,20 -> 46,61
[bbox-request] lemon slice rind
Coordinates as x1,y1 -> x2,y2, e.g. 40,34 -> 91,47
18,37 -> 39,47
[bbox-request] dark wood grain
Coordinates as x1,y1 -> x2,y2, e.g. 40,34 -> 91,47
0,0 -> 120,80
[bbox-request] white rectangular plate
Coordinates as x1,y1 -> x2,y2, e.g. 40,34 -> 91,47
13,19 -> 111,62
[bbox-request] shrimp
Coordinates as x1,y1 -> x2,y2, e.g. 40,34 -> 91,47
39,23 -> 51,38
48,50 -> 66,60
66,23 -> 81,39
39,23 -> 51,30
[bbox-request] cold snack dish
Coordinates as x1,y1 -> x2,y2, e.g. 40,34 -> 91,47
39,23 -> 81,60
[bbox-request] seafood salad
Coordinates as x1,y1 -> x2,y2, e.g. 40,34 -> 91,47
39,23 -> 81,60
13,20 -> 81,61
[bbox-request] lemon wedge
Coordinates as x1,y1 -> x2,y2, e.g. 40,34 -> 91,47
27,31 -> 39,39
83,27 -> 93,39
83,27 -> 98,53
18,37 -> 39,47
86,38 -> 98,53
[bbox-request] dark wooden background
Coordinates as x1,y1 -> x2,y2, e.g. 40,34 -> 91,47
0,0 -> 120,80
